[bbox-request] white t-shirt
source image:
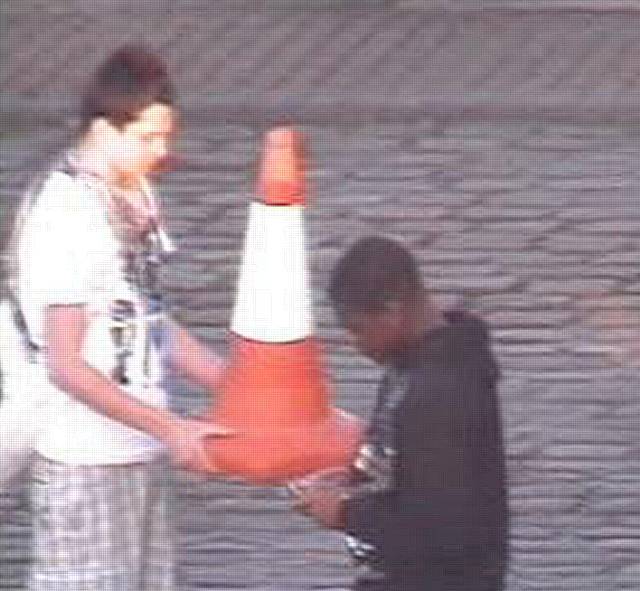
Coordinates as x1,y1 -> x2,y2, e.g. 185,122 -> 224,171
16,169 -> 169,464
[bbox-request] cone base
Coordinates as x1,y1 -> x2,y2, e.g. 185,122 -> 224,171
202,409 -> 363,485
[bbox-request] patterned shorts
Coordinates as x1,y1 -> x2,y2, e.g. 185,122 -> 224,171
29,456 -> 173,591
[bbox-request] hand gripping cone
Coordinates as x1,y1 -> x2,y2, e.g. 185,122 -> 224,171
202,128 -> 363,484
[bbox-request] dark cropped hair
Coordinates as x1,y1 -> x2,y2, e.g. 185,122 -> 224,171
328,236 -> 423,319
80,44 -> 175,133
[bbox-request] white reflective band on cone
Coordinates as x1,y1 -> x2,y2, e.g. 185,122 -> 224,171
231,202 -> 313,342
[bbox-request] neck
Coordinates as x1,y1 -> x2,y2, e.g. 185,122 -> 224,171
423,301 -> 447,334
386,292 -> 443,367
74,138 -> 142,192
73,139 -> 153,239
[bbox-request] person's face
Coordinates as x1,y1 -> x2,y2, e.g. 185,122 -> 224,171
105,102 -> 177,180
343,305 -> 407,365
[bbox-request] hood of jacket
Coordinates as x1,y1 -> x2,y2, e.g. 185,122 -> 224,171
393,309 -> 500,386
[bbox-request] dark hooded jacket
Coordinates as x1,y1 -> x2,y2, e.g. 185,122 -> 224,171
344,310 -> 508,591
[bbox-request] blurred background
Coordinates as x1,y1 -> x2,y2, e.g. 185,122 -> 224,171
1,1 -> 639,590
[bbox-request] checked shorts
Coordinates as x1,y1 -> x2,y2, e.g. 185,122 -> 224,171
29,456 -> 173,591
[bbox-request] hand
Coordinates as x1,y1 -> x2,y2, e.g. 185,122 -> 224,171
293,486 -> 347,530
164,417 -> 233,474
291,466 -> 354,490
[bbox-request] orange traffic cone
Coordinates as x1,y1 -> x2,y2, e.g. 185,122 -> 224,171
202,128 -> 363,484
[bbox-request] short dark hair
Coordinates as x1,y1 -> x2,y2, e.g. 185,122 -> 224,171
328,236 -> 422,319
80,44 -> 175,133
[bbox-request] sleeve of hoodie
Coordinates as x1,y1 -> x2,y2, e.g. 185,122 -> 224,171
344,362 -> 487,560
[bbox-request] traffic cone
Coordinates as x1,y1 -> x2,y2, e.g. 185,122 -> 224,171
202,127 -> 363,484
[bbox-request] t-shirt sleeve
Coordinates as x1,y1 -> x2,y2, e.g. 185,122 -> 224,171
22,173 -> 110,307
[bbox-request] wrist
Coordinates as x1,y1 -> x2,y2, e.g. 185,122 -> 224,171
337,494 -> 349,529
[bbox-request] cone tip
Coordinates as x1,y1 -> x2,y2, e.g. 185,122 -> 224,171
258,126 -> 305,206
266,126 -> 298,143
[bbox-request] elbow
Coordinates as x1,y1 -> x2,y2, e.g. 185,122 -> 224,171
46,354 -> 84,393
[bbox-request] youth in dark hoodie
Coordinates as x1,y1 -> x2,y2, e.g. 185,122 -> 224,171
294,237 -> 508,591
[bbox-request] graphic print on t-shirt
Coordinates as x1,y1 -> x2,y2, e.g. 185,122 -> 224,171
109,299 -> 137,385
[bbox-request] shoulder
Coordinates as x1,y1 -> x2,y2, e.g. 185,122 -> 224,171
18,169 -> 116,287
444,309 -> 491,344
396,350 -> 477,424
27,170 -> 108,241
40,170 -> 102,215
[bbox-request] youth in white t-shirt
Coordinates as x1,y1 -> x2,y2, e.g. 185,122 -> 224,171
17,166 -> 167,464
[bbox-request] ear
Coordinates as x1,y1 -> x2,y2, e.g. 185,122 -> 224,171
382,299 -> 404,326
383,299 -> 401,314
385,297 -> 418,334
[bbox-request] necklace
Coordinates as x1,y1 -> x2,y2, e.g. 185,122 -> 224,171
67,149 -> 157,245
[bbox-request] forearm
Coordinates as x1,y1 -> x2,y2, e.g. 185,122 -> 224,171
42,305 -> 230,473
49,360 -> 177,443
168,324 -> 226,391
48,358 -> 233,472
345,488 -> 477,567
